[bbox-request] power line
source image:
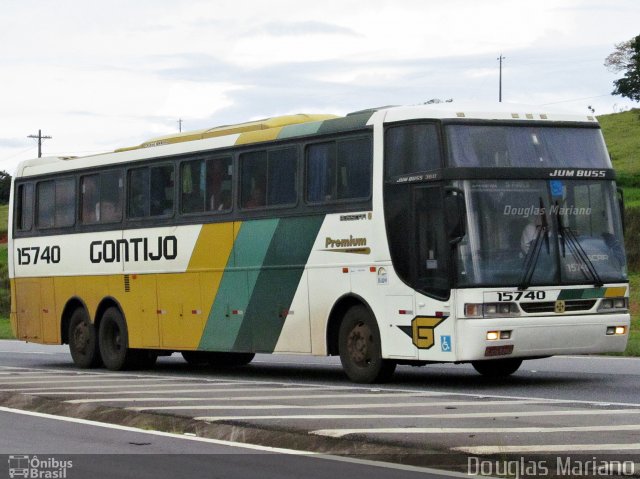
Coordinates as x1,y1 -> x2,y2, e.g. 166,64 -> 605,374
27,129 -> 52,158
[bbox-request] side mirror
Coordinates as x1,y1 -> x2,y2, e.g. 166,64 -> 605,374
444,187 -> 466,245
617,187 -> 625,234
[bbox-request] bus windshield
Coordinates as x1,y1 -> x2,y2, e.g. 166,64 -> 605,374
446,124 -> 612,168
454,179 -> 627,288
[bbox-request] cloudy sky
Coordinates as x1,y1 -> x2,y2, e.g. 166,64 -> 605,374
1,0 -> 638,173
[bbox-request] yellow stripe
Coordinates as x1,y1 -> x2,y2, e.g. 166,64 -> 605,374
605,286 -> 627,297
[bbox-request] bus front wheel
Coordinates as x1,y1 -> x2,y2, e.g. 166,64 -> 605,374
471,358 -> 523,377
68,308 -> 101,368
338,305 -> 396,383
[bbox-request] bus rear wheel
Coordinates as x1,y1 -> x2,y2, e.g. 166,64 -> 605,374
472,358 -> 523,377
98,307 -> 137,371
68,308 -> 101,368
338,305 -> 396,383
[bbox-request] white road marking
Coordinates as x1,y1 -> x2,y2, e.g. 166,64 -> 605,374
43,386 -> 333,396
454,443 -> 640,454
131,399 -> 571,412
311,425 -> 640,438
0,382 -> 248,392
0,377 -> 199,385
195,409 -> 640,422
66,392 -> 442,404
0,406 -> 473,478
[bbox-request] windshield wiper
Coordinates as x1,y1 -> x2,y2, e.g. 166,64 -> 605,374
518,197 -> 550,290
554,200 -> 603,287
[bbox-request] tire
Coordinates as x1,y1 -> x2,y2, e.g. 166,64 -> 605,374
98,307 -> 136,371
68,308 -> 101,368
338,305 -> 396,383
472,358 -> 523,377
207,352 -> 255,367
181,351 -> 210,365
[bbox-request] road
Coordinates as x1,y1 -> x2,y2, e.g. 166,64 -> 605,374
0,407 -> 450,479
0,340 -> 639,477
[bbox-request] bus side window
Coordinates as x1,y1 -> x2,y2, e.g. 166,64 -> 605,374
15,183 -> 34,231
206,157 -> 233,212
267,148 -> 297,206
37,181 -> 56,228
81,175 -> 100,224
241,151 -> 267,209
128,168 -> 150,218
306,136 -> 371,204
150,165 -> 174,216
337,137 -> 371,200
181,159 -> 205,214
306,142 -> 336,203
384,124 -> 440,178
54,178 -> 76,227
101,170 -> 123,223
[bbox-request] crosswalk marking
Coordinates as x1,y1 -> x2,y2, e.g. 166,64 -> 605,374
194,409 -> 640,422
311,424 -> 640,438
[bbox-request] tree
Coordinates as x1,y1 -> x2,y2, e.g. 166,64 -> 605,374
0,171 -> 10,204
605,35 -> 640,102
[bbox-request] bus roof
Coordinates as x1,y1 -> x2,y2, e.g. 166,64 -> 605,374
15,102 -> 598,178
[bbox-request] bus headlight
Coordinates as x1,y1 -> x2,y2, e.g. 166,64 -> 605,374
464,303 -> 519,318
598,297 -> 628,312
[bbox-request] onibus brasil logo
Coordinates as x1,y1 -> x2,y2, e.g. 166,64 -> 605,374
8,455 -> 73,478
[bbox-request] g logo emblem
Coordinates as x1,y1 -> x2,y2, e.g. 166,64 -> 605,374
555,300 -> 566,314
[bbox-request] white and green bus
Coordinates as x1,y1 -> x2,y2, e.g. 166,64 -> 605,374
9,103 -> 629,383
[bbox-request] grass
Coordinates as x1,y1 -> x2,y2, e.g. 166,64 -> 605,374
0,316 -> 11,339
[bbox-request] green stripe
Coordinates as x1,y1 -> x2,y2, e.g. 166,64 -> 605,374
557,288 -> 606,300
199,216 -> 324,353
198,219 -> 279,352
234,215 -> 325,352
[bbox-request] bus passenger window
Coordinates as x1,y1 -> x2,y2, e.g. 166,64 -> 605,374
128,165 -> 173,218
267,148 -> 297,206
206,157 -> 232,211
81,175 -> 100,223
181,159 -> 205,214
306,142 -> 336,203
306,137 -> 371,203
37,181 -> 55,228
55,178 -> 76,227
150,165 -> 174,216
241,151 -> 267,209
15,183 -> 34,231
101,171 -> 123,223
337,137 -> 371,200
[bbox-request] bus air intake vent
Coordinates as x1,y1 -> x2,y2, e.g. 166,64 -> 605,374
124,275 -> 131,293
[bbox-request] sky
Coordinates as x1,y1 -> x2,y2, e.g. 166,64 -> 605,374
1,0 -> 639,174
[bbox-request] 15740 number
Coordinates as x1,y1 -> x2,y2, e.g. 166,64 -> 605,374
496,291 -> 546,302
16,246 -> 61,265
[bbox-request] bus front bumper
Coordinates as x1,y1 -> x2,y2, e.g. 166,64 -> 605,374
455,313 -> 630,362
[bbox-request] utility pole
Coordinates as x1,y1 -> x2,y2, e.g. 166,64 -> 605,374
178,119 -> 183,132
497,54 -> 506,102
27,129 -> 52,158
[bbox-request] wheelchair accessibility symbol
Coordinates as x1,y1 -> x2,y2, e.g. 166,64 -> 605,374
440,335 -> 452,352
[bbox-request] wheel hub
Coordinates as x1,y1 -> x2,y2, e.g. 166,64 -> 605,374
347,322 -> 372,366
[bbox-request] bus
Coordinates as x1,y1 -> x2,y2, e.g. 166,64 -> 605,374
8,103 -> 630,383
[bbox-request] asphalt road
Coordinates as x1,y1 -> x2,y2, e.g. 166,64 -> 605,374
0,407 -> 452,479
0,340 -> 639,477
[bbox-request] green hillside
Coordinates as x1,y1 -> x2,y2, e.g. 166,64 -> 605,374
598,108 -> 640,190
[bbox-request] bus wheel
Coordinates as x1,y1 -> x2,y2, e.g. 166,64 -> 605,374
68,308 -> 101,368
98,307 -> 134,371
338,305 -> 396,383
207,352 -> 255,367
472,358 -> 523,377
